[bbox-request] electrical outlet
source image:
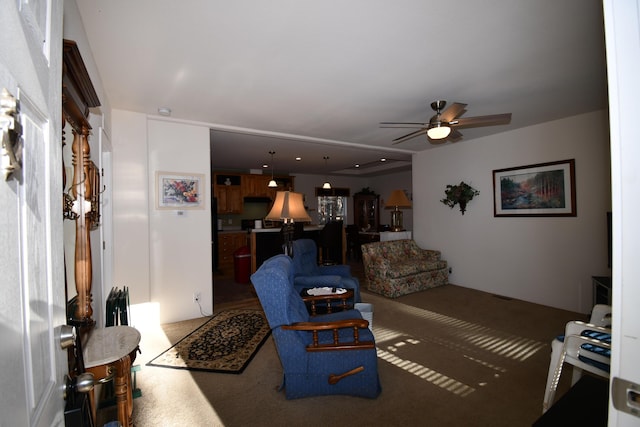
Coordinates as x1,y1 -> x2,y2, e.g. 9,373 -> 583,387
228,219 -> 232,225
193,292 -> 201,303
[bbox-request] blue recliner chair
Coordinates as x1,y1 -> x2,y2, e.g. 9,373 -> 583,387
291,239 -> 361,302
251,254 -> 381,399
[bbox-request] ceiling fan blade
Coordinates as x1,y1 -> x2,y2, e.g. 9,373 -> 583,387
452,113 -> 512,128
439,102 -> 467,122
448,129 -> 464,142
380,122 -> 428,128
392,128 -> 427,144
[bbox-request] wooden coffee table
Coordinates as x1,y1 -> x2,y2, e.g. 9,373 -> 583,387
300,288 -> 354,315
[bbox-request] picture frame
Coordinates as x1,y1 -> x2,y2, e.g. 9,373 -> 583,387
493,159 -> 576,217
155,171 -> 205,210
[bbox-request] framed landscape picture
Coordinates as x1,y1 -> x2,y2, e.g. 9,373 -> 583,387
156,171 -> 205,210
493,159 -> 576,217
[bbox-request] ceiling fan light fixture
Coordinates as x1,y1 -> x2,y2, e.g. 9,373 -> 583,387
427,123 -> 451,140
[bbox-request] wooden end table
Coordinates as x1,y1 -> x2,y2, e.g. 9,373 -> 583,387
301,288 -> 354,315
83,326 -> 141,427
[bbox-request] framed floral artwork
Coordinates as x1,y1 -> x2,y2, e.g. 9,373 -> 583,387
155,171 -> 205,209
493,159 -> 576,217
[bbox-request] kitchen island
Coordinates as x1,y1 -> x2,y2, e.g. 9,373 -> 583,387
249,225 -> 345,273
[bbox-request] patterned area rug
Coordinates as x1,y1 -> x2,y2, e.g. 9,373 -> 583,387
147,309 -> 271,374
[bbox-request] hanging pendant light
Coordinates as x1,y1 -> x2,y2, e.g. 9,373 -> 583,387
268,151 -> 277,188
322,156 -> 331,189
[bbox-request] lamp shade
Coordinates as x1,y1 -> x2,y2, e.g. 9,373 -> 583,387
384,190 -> 412,209
265,191 -> 311,222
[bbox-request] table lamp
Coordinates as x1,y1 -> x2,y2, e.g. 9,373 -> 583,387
385,190 -> 412,232
266,191 -> 311,256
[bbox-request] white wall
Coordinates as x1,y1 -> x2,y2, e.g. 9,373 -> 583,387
112,110 -> 151,307
112,112 -> 213,323
370,169 -> 413,231
413,110 -> 611,313
147,119 -> 212,323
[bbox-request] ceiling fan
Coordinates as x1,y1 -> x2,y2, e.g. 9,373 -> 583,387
380,100 -> 512,144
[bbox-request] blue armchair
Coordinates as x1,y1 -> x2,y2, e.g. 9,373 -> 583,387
291,239 -> 361,302
251,254 -> 381,399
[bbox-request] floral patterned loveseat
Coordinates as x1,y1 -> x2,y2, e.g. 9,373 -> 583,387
361,239 -> 448,298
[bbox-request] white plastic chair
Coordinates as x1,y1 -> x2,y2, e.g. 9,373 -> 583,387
542,304 -> 612,413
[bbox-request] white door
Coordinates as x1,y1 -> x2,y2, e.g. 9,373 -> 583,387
603,0 -> 640,425
0,1 -> 67,426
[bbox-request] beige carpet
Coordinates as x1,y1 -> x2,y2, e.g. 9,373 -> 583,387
104,284 -> 586,427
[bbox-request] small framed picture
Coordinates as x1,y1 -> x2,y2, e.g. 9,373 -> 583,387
493,159 -> 576,217
155,171 -> 205,210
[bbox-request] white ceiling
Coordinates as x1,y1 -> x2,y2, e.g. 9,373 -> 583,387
75,0 -> 607,176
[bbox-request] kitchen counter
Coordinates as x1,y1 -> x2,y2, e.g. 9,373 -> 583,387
251,225 -> 323,233
218,229 -> 246,234
249,225 -> 329,272
217,224 -> 343,273
218,225 -> 322,234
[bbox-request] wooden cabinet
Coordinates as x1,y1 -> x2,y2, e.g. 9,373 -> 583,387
265,176 -> 294,201
216,185 -> 242,213
242,174 -> 295,200
242,174 -> 272,198
214,174 -> 242,214
218,232 -> 248,270
214,172 -> 295,213
353,193 -> 380,232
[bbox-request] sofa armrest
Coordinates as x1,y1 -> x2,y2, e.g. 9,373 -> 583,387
421,249 -> 441,262
364,254 -> 391,279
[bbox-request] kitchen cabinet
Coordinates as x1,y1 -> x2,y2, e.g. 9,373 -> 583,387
268,176 -> 295,199
242,174 -> 272,198
216,185 -> 242,213
214,174 -> 243,214
218,232 -> 248,271
214,172 -> 295,212
353,193 -> 379,231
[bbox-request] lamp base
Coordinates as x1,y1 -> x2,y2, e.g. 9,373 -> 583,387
390,209 -> 404,232
281,222 -> 294,256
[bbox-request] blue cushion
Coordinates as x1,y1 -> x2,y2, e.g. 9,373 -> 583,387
578,330 -> 611,372
554,329 -> 611,372
581,329 -> 611,343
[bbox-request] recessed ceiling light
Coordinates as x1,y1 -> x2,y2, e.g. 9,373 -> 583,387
295,157 -> 302,161
262,164 -> 268,168
355,164 -> 360,168
158,107 -> 172,116
380,158 -> 387,162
